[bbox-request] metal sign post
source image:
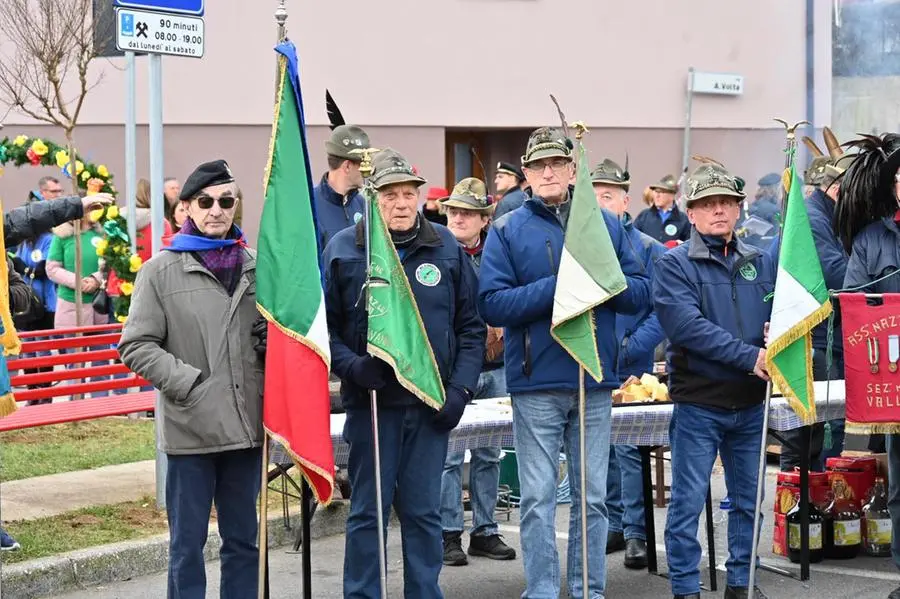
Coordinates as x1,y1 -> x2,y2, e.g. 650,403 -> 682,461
125,52 -> 138,255
115,0 -> 205,510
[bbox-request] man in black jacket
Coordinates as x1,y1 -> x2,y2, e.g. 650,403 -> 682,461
634,174 -> 691,244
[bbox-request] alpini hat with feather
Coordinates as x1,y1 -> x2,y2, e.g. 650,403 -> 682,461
440,178 -> 493,212
591,157 -> 630,191
683,157 -> 746,206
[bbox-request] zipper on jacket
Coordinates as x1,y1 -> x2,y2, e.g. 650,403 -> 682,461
731,274 -> 746,340
522,329 -> 532,377
546,239 -> 556,271
342,198 -> 350,223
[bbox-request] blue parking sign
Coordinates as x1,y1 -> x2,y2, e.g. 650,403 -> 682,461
120,13 -> 135,36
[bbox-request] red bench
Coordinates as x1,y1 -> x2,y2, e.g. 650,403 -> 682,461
1,324 -> 155,432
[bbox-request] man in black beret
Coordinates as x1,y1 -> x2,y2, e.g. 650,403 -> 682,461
120,158 -> 266,599
492,161 -> 529,220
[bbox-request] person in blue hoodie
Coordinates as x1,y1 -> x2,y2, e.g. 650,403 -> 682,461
478,128 -> 651,599
591,158 -> 666,571
323,149 -> 485,599
654,161 -> 774,599
313,124 -> 371,250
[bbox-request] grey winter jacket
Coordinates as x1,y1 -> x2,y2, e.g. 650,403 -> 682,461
118,248 -> 264,454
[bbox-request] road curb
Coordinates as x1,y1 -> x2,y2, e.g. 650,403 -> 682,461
1,500 -> 350,599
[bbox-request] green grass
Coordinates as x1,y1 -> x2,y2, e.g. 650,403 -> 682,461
0,418 -> 156,482
0,496 -> 169,564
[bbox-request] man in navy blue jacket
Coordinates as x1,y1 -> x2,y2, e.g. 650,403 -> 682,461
479,128 -> 651,599
654,162 -> 774,599
313,125 -> 371,250
323,149 -> 485,599
591,158 -> 667,570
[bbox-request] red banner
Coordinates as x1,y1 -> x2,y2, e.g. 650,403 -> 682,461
840,293 -> 900,433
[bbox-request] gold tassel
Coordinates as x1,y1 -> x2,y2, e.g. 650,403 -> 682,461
0,393 -> 17,418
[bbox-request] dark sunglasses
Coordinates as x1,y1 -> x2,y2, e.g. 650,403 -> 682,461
196,195 -> 236,210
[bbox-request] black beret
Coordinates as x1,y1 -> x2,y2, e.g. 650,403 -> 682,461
180,159 -> 235,201
496,161 -> 525,182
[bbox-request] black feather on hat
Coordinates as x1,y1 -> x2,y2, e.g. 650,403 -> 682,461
834,133 -> 900,253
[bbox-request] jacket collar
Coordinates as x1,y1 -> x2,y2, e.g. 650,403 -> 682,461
687,226 -> 759,262
652,203 -> 681,218
180,248 -> 256,277
318,173 -> 352,207
524,185 -> 574,221
883,216 -> 900,237
621,212 -> 634,231
354,214 -> 443,251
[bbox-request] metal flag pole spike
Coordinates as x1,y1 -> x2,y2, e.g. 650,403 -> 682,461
359,148 -> 390,599
748,120 -> 808,599
578,366 -> 589,597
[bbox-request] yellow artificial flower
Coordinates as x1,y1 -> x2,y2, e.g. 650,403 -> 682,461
107,205 -> 119,219
81,170 -> 91,182
117,314 -> 128,323
55,150 -> 69,168
75,160 -> 84,175
119,281 -> 134,296
13,135 -> 27,147
30,139 -> 48,156
97,165 -> 109,178
129,255 -> 143,273
95,238 -> 108,256
89,208 -> 104,222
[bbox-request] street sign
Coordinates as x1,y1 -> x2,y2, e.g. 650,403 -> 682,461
690,71 -> 745,96
113,0 -> 203,16
115,8 -> 204,58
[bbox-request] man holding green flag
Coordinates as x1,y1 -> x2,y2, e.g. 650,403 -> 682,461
654,160 -> 775,599
322,148 -> 485,598
478,127 -> 651,599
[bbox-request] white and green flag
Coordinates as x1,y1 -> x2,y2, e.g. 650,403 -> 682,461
550,141 -> 628,382
766,160 -> 832,423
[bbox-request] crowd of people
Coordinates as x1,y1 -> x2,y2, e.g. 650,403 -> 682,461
4,118 -> 900,599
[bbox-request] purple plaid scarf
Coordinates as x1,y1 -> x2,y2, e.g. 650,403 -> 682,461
167,219 -> 247,295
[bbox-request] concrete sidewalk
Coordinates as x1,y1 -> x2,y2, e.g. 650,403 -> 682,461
1,460 -> 156,522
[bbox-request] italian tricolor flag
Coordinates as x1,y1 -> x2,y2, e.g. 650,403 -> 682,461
766,159 -> 832,424
550,139 -> 628,382
257,41 -> 334,504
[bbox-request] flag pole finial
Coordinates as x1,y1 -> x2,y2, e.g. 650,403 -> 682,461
571,121 -> 589,140
275,0 -> 288,41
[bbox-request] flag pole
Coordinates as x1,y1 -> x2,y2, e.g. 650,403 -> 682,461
256,6 -> 289,599
578,365 -> 589,596
747,119 -> 807,597
359,148 -> 390,599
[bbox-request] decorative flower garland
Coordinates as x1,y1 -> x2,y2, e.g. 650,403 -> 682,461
0,135 -> 115,194
92,204 -> 143,323
0,134 -> 142,321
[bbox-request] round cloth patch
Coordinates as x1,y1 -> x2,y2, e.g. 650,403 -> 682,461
739,262 -> 758,281
30,249 -> 43,262
415,263 -> 441,287
90,236 -> 103,248
664,223 -> 678,236
353,212 -> 362,224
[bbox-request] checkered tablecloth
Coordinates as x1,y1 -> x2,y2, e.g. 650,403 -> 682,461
269,381 -> 847,466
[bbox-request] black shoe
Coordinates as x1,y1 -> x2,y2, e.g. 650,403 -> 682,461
442,531 -> 467,566
606,530 -> 626,554
674,595 -> 700,599
724,586 -> 769,599
623,538 -> 647,569
467,534 -> 516,560
890,585 -> 900,599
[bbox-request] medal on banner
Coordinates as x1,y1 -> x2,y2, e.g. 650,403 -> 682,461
889,335 -> 899,373
868,337 -> 880,374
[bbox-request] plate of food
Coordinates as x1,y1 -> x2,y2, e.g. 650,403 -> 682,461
611,373 -> 672,406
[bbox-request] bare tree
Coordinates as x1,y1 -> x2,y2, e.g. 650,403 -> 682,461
0,0 -> 107,325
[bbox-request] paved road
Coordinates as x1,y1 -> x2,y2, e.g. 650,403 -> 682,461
51,468 -> 900,599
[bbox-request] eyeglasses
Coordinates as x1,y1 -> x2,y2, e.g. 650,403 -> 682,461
524,158 -> 571,174
195,195 -> 236,210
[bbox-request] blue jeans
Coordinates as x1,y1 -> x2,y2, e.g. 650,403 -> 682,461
166,447 -> 262,599
886,434 -> 900,571
665,402 -> 765,595
440,368 -> 507,536
606,444 -> 646,541
512,388 -> 612,599
344,403 -> 449,599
